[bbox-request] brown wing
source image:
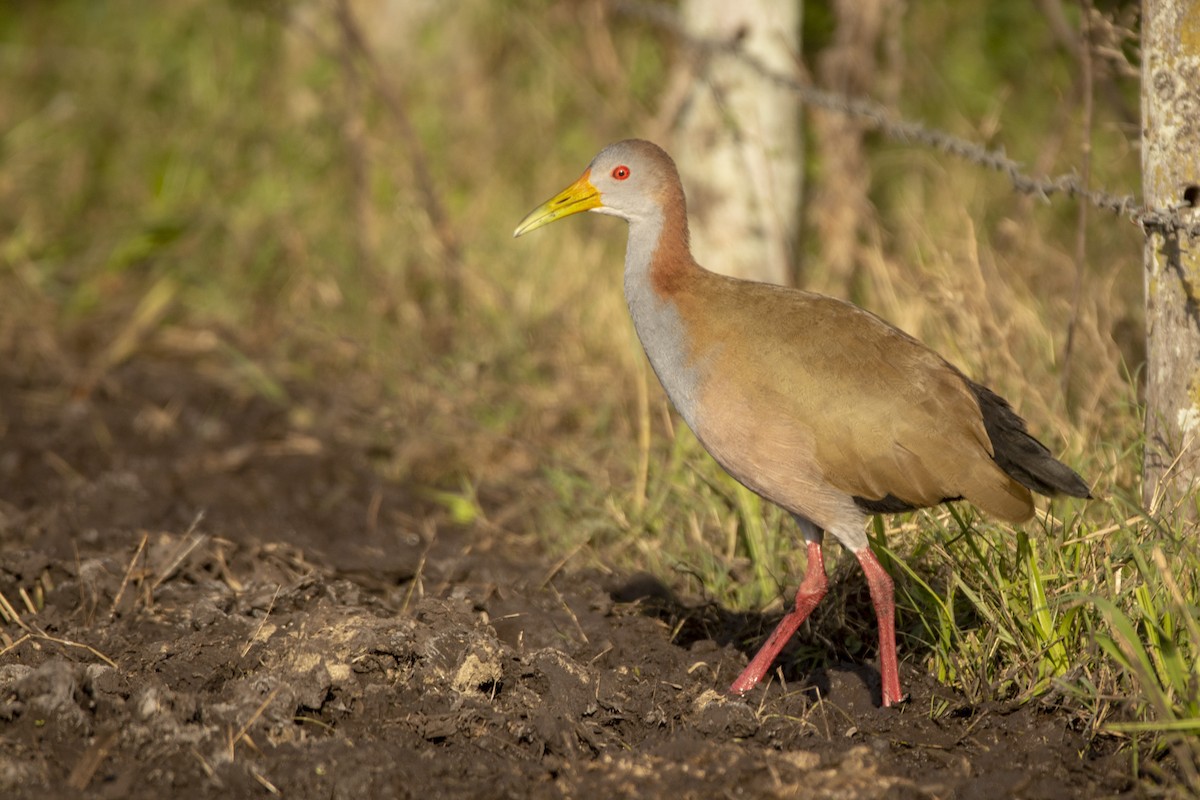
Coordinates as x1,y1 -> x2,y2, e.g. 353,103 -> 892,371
685,277 -> 1035,522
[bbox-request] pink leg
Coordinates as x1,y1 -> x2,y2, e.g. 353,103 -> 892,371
730,541 -> 827,695
855,547 -> 906,707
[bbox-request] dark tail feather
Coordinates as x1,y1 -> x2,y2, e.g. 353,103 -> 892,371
968,381 -> 1092,499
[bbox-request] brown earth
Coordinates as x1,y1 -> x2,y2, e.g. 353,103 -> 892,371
0,346 -> 1134,798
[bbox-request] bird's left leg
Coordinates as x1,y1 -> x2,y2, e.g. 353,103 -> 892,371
730,518 -> 827,695
854,546 -> 906,707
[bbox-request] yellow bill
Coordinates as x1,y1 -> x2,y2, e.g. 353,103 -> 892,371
513,170 -> 602,237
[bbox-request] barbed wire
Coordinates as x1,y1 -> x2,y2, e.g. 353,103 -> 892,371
609,0 -> 1200,241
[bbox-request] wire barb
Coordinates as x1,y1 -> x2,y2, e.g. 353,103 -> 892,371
608,0 -> 1200,240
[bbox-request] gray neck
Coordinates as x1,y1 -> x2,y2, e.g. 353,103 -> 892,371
621,211 -> 703,423
622,210 -> 663,308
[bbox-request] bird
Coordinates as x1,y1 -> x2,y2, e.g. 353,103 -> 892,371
513,139 -> 1091,708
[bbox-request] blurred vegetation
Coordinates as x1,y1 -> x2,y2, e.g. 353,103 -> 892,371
1,0 -> 1195,788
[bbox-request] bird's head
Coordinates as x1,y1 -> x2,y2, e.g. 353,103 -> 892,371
513,139 -> 681,237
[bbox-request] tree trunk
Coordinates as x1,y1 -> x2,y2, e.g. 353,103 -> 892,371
675,0 -> 801,285
807,0 -> 895,293
1141,0 -> 1200,511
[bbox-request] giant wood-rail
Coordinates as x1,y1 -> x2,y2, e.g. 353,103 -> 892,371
514,139 -> 1091,707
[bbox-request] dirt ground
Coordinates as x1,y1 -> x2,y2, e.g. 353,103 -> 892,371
0,347 -> 1136,799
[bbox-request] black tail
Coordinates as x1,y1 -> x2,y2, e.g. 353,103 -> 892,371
968,381 -> 1092,499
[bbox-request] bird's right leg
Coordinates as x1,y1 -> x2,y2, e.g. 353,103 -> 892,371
729,519 -> 828,695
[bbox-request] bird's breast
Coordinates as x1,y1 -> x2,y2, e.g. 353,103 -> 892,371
624,279 -> 709,429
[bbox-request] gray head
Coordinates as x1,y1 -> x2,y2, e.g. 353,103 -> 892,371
513,139 -> 686,236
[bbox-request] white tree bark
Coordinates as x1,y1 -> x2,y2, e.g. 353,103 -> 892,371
675,0 -> 802,285
1141,0 -> 1200,511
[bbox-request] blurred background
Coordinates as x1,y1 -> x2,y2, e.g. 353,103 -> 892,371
1,0 -> 1161,719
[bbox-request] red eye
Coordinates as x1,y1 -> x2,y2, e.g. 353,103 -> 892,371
612,165 -> 630,180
